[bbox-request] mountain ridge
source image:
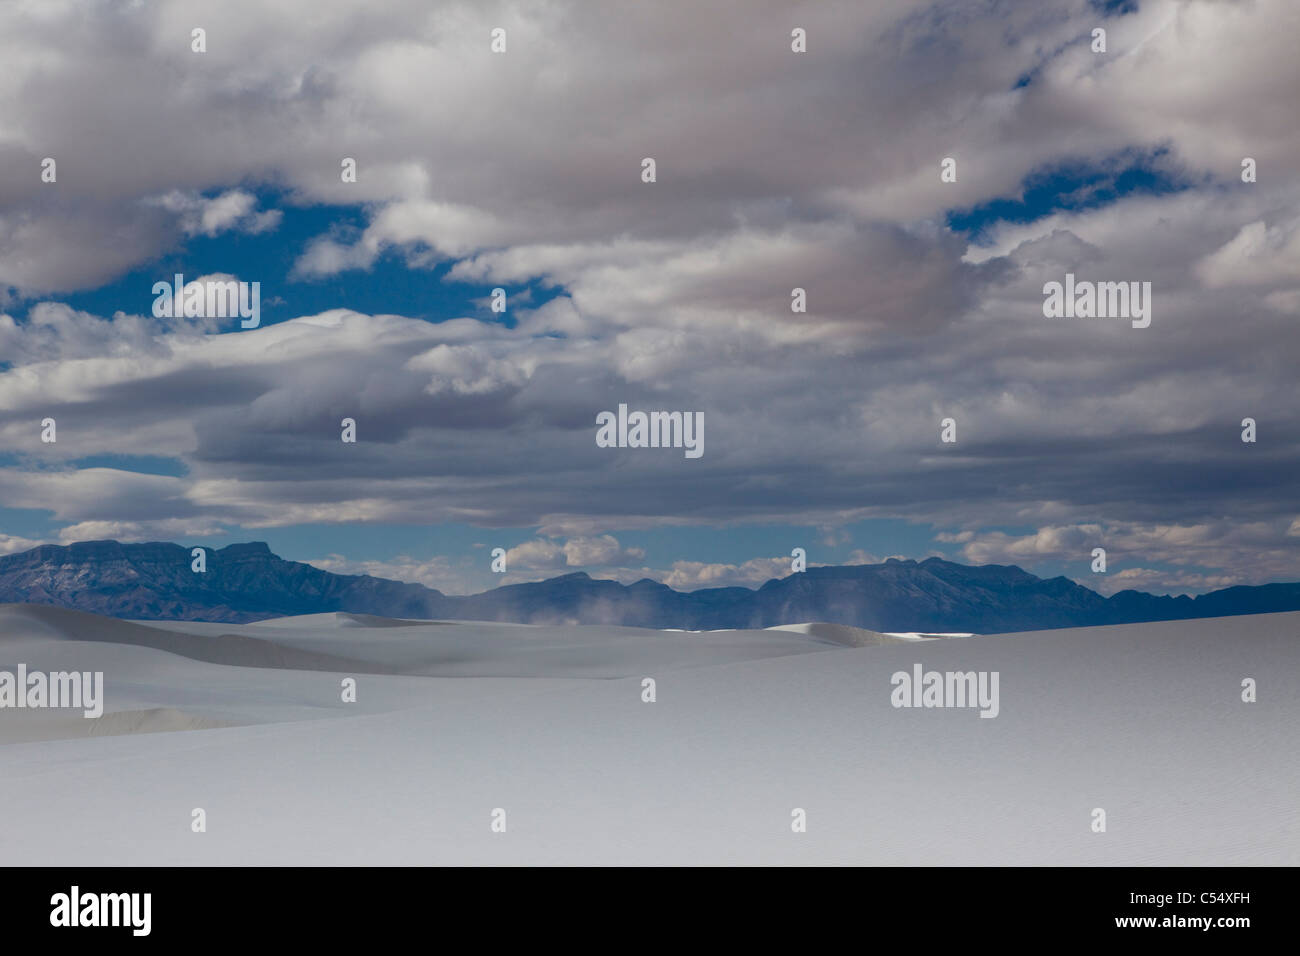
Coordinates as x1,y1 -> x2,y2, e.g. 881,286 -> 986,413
2,539 -> 1299,632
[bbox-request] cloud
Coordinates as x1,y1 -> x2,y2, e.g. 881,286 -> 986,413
943,519 -> 1300,592
1080,566 -> 1246,597
146,189 -> 282,238
55,518 -> 229,543
1195,218 -> 1300,289
656,557 -> 795,591
305,552 -> 477,594
2,0 -> 1292,300
845,550 -> 886,565
505,535 -> 644,571
0,533 -> 46,555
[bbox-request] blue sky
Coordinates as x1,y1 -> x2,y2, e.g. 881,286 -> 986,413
51,196 -> 535,328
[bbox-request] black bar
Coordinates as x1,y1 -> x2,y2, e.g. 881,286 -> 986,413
5,866 -> 1281,942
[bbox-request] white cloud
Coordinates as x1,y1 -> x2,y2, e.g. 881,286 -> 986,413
505,535 -> 644,571
943,520 -> 1300,592
657,557 -> 795,591
1196,218 -> 1300,289
1080,566 -> 1246,597
147,189 -> 282,238
306,552 -> 477,594
0,533 -> 46,555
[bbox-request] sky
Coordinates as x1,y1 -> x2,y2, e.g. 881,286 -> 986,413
1,0 -> 1298,597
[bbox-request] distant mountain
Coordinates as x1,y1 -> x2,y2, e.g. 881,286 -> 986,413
2,540 -> 1299,633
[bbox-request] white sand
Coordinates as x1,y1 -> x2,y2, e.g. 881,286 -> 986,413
766,621 -> 912,646
1,603 -> 1295,865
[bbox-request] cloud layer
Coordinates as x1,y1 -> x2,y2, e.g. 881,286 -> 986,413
1,0 -> 1298,594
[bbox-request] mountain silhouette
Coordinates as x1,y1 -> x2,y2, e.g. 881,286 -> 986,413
2,540 -> 1298,632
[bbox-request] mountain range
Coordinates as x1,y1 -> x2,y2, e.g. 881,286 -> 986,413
2,540 -> 1299,632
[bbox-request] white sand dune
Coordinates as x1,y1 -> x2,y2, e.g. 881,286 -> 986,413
103,607 -> 841,678
0,707 -> 238,744
765,621 -> 913,646
884,631 -> 976,640
0,603 -> 841,742
1,602 -> 1296,865
246,611 -> 440,629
